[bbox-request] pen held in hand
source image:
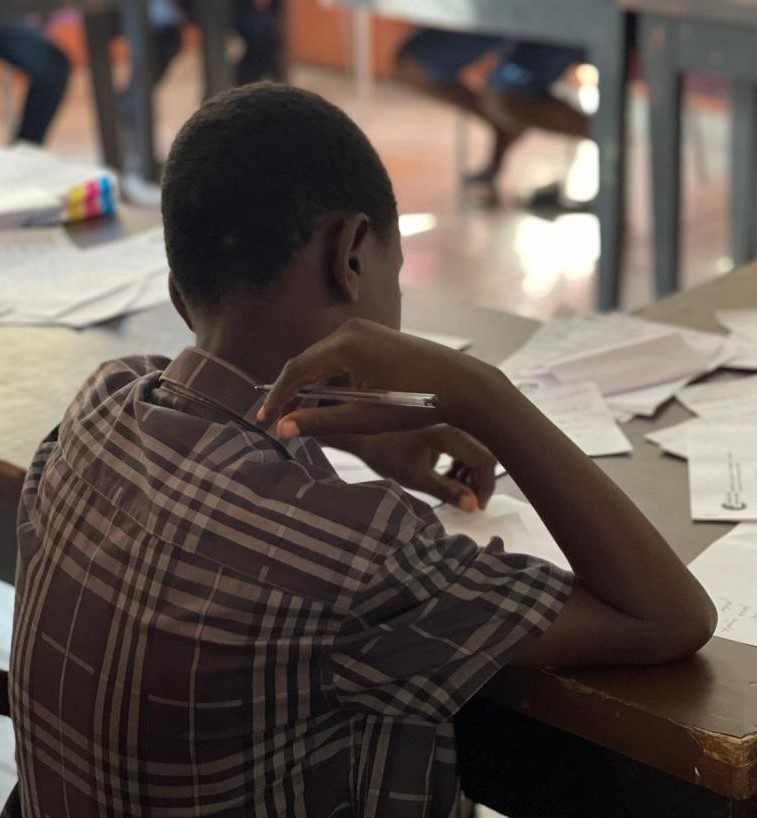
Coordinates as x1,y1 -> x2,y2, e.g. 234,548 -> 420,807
253,384 -> 438,409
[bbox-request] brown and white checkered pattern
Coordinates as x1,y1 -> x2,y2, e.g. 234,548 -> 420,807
10,347 -> 573,817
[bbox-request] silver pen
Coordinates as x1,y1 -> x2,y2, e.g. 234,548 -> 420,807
254,384 -> 438,409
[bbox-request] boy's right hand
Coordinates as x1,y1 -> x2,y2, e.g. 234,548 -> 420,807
256,318 -> 495,439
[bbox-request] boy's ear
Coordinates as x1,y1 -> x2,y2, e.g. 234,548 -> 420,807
330,213 -> 371,303
169,274 -> 194,331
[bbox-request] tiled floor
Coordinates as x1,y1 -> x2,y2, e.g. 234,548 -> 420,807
5,45 -> 735,321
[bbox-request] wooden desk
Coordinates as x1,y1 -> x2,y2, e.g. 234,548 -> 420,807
332,0 -> 631,312
622,0 -> 757,297
1,214 -> 757,814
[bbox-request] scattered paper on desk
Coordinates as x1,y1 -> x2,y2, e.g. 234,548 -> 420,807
0,143 -> 117,227
405,329 -> 472,350
549,333 -> 709,396
526,382 -> 632,457
500,313 -> 724,421
606,376 -> 691,418
687,425 -> 757,521
500,313 -> 723,378
687,524 -> 757,647
0,227 -> 169,327
437,494 -> 570,571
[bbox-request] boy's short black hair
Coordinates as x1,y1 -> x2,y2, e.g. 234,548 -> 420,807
162,83 -> 398,306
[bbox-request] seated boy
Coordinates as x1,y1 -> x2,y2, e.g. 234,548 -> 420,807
9,84 -> 715,817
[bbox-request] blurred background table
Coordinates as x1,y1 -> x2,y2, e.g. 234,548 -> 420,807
624,0 -> 757,299
331,0 -> 631,311
2,0 -> 233,181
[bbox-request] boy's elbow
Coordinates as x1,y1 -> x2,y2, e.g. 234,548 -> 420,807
656,596 -> 718,663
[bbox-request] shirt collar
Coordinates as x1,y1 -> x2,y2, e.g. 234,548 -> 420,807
159,347 -> 302,460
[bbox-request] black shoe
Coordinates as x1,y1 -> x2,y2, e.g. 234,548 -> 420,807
524,181 -> 596,216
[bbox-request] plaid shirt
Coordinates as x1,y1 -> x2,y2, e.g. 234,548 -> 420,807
10,347 -> 573,818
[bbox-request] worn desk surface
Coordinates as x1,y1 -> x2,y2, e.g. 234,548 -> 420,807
1,213 -> 757,806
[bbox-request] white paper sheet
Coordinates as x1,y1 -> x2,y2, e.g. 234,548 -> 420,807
549,333 -> 709,397
0,226 -> 76,264
719,335 -> 757,371
436,494 -> 571,570
687,523 -> 757,647
645,419 -> 700,459
716,310 -> 757,342
676,374 -> 757,420
687,425 -> 757,521
0,581 -> 16,806
323,447 -> 447,508
322,446 -> 506,509
713,311 -> 757,370
526,382 -> 632,457
0,227 -> 169,327
404,329 -> 472,350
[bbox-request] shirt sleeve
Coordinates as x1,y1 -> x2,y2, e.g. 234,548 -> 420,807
327,513 -> 574,723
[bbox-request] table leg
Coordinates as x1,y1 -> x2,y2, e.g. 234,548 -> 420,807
589,12 -> 629,312
83,11 -> 122,171
350,7 -> 374,124
640,15 -> 684,297
730,80 -> 757,267
120,0 -> 158,182
195,0 -> 233,99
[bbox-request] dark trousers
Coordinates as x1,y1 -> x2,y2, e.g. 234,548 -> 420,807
0,22 -> 71,144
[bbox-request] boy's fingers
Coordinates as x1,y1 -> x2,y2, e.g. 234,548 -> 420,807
276,403 -> 428,439
425,473 -> 478,511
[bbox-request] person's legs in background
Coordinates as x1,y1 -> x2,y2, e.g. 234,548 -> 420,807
395,28 -> 523,207
483,43 -> 591,209
233,0 -> 283,85
0,22 -> 70,145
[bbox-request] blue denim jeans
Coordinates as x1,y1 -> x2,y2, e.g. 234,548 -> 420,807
0,22 -> 70,144
399,28 -> 586,97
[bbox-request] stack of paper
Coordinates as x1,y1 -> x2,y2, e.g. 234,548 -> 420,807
500,313 -> 724,420
716,310 -> 757,370
0,227 -> 169,327
0,143 -> 117,227
687,524 -> 757,647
